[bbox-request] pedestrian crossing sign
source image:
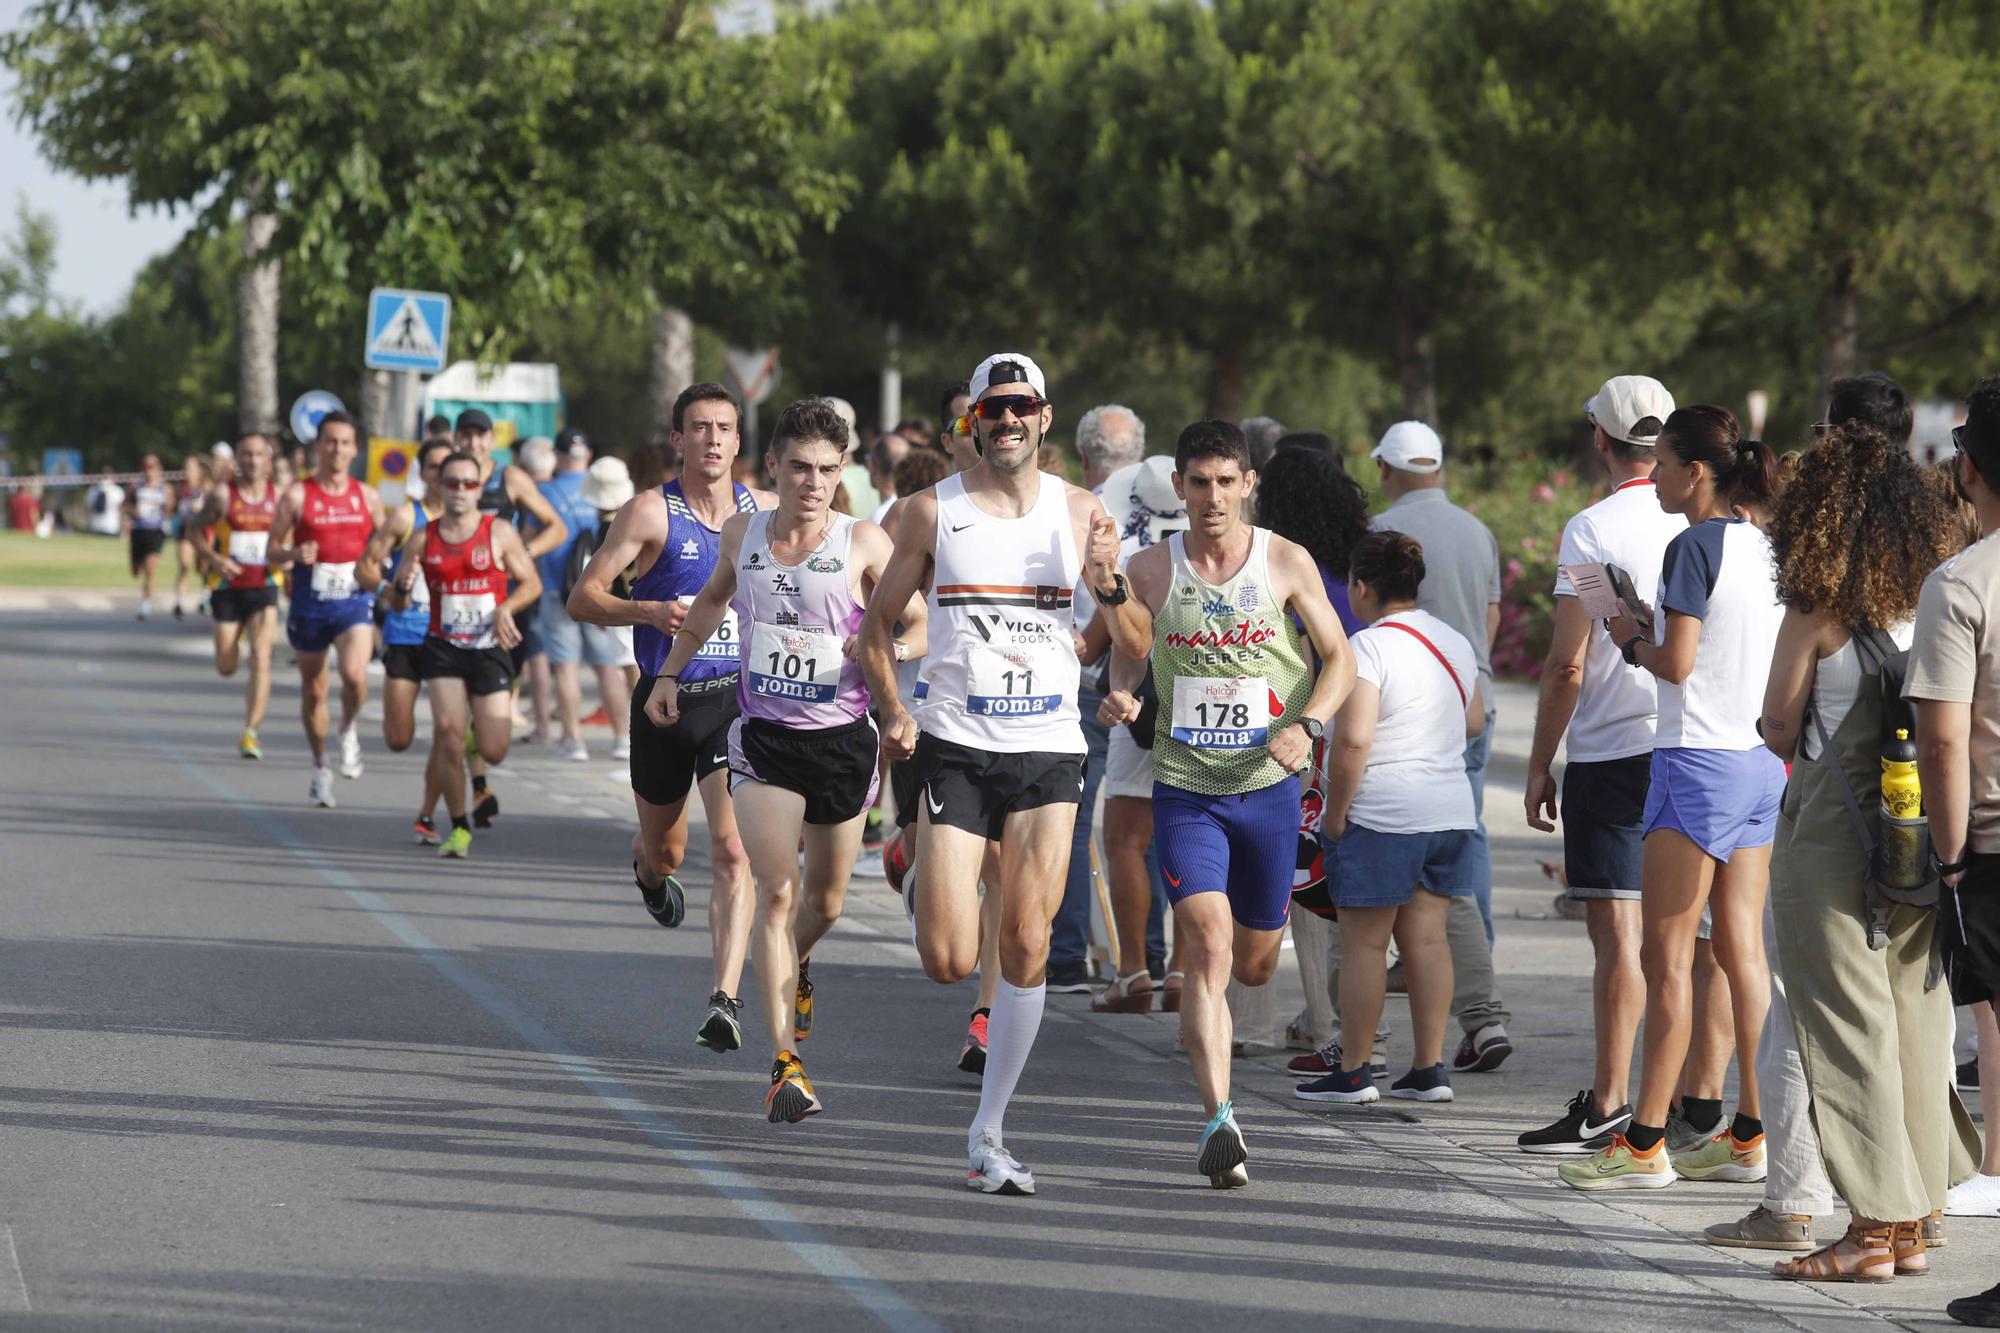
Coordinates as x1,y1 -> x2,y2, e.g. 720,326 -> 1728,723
365,288 -> 451,372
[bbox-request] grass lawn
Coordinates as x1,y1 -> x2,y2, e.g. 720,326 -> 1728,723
0,529 -> 144,588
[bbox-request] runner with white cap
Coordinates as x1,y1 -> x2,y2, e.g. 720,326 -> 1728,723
860,351 -> 1115,1195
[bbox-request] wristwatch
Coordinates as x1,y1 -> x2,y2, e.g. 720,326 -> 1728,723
1931,846 -> 1969,878
1299,717 -> 1325,742
1096,572 -> 1130,606
1619,634 -> 1645,666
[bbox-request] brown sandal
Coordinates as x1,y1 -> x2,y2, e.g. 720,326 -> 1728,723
1892,1219 -> 1929,1276
1090,970 -> 1154,1014
1771,1221 -> 1895,1283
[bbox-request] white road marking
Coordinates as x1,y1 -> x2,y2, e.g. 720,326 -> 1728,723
0,1225 -> 31,1312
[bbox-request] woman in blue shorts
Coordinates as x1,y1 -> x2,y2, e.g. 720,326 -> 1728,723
1297,532 -> 1484,1107
1563,407 -> 1785,1191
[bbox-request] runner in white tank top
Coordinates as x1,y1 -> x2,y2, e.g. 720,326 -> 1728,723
859,352 -> 1120,1197
649,399 -> 925,1126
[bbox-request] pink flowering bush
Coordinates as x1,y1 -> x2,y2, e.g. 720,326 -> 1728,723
1456,459 -> 1601,680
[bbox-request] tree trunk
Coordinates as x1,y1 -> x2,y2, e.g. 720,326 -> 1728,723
1820,261 -> 1859,409
237,209 -> 281,434
648,305 -> 695,445
1394,303 -> 1437,424
1206,346 -> 1245,422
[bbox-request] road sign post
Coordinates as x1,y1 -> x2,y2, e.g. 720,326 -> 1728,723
365,289 -> 452,374
723,347 -> 780,452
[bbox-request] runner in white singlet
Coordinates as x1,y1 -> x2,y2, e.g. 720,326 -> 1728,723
860,352 -> 1118,1196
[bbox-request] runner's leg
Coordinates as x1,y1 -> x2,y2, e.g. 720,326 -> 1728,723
214,619 -> 243,678
428,677 -> 472,821
244,606 -> 275,733
1176,892 -> 1235,1115
470,687 -> 515,766
633,794 -> 691,890
553,661 -> 584,744
914,813 -> 989,983
383,677 -> 421,752
696,768 -> 754,998
975,842 -> 1004,1011
332,622 -> 372,735
735,781 -> 811,1057
298,651 -> 332,764
797,811 -> 864,963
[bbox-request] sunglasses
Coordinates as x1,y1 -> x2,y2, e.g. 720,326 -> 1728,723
441,477 -> 482,491
947,414 -> 972,437
972,394 -> 1048,421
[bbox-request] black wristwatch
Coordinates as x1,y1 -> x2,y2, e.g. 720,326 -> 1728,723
1299,717 -> 1325,742
1619,634 -> 1645,666
1096,572 -> 1129,606
1931,847 -> 1969,878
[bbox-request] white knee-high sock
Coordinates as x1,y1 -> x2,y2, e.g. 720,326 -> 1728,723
969,980 -> 1045,1152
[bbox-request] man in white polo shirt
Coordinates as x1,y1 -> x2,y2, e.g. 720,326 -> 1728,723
1519,374 -> 1683,1155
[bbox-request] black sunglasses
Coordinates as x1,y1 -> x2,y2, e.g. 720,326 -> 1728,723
972,394 -> 1048,421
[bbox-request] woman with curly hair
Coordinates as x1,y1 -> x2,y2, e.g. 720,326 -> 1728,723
1256,445 -> 1370,636
1755,424 -> 1980,1281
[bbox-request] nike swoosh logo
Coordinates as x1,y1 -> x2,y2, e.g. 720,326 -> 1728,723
925,783 -> 945,815
1164,870 -> 1182,889
949,523 -> 973,533
1578,1117 -> 1625,1138
712,754 -> 727,765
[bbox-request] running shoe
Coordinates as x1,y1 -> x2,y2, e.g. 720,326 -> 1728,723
696,991 -> 743,1053
1389,1064 -> 1454,1102
1946,1172 -> 2000,1217
1283,1021 -> 1318,1052
1197,1101 -> 1250,1189
883,830 -> 911,897
1518,1089 -> 1632,1155
634,862 -> 686,928
1671,1129 -> 1767,1182
1287,1040 -> 1389,1079
1958,1057 -> 1981,1092
966,1130 -> 1035,1195
766,1050 -> 822,1124
472,789 -> 500,829
794,959 -> 815,1043
238,728 -> 262,760
610,738 -> 631,761
1294,1065 -> 1379,1104
308,767 -> 336,809
862,808 -> 884,849
1046,961 -> 1094,994
1666,1104 -> 1718,1154
136,597 -> 151,621
438,826 -> 472,859
337,727 -> 363,779
958,1008 -> 989,1074
413,816 -> 440,846
1452,1023 -> 1513,1073
557,738 -> 590,762
1558,1134 -> 1677,1191
851,848 -> 885,880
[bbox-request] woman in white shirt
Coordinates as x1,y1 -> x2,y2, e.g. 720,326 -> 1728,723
1757,424 -> 1979,1281
1565,406 -> 1785,1192
1295,532 -> 1484,1107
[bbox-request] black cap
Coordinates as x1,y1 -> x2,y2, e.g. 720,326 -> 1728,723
455,408 -> 493,433
425,414 -> 452,437
556,426 -> 590,456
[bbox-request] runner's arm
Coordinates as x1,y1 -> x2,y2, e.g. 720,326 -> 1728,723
356,506 -> 412,599
1759,607 -> 1827,764
567,491 -> 677,630
851,521 -> 926,662
187,490 -> 232,573
1320,679 -> 1379,839
1101,540 -> 1168,661
264,484 -> 305,568
494,520 -> 542,616
657,514 -> 744,679
508,465 -> 568,560
860,490 -> 936,745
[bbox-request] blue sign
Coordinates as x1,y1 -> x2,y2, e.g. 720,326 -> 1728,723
41,448 -> 83,478
290,390 -> 347,445
365,287 -> 451,373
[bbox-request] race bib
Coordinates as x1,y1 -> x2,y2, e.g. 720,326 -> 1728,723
967,640 -> 1062,717
440,592 -> 498,648
683,598 -> 740,663
747,621 -> 844,703
226,530 -> 268,566
310,561 -> 359,600
1170,674 -> 1270,748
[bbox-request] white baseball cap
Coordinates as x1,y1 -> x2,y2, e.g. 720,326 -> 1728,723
970,352 -> 1048,401
1584,375 -> 1675,446
1370,421 -> 1444,474
210,441 -> 234,460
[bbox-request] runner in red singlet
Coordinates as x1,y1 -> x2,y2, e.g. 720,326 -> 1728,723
189,432 -> 282,758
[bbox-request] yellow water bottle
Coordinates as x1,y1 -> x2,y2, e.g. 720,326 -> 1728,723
1879,728 -> 1926,889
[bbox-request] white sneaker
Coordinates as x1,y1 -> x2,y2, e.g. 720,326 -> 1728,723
337,728 -> 364,779
136,597 -> 152,621
1945,1171 -> 2000,1217
558,738 -> 590,762
852,848 -> 886,880
309,768 -> 337,808
966,1130 -> 1035,1195
610,738 -> 631,761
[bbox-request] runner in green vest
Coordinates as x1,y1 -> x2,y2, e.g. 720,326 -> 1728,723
1090,419 -> 1356,1187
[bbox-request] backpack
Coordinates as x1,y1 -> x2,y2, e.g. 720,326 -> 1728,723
1809,626 -> 1940,960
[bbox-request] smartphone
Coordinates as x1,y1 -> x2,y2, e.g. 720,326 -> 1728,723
1605,563 -> 1650,629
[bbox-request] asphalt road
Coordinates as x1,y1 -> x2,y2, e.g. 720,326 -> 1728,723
0,604 -> 1987,1331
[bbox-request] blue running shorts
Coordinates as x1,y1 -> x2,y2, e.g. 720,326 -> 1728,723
1153,777 -> 1301,932
1642,746 -> 1785,862
287,595 -> 375,654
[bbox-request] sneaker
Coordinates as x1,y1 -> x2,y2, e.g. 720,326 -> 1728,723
883,830 -> 912,897
238,728 -> 262,760
862,808 -> 884,850
851,848 -> 885,880
438,826 -> 472,859
556,737 -> 589,761
337,727 -> 363,779
1926,1210 -> 1950,1247
1672,1130 -> 1767,1183
766,1050 -> 822,1123
472,789 -> 499,829
173,602 -> 185,621
1287,1040 -> 1388,1079
635,863 -> 686,928
793,960 -> 815,1043
696,991 -> 743,1053
958,1009 -> 989,1074
1294,1065 -> 1379,1104
1959,1058 -> 1982,1092
1704,1205 -> 1814,1251
308,767 -> 336,808
1666,1104 -> 1718,1154
1046,961 -> 1094,994
579,707 -> 610,727
966,1130 -> 1035,1195
136,597 -> 151,621
1518,1089 -> 1632,1155
1452,1023 -> 1513,1073
1283,1020 -> 1319,1052
413,816 -> 440,846
1946,1283 -> 2000,1329
1389,1063 -> 1454,1103
1197,1101 -> 1250,1189
1558,1135 -> 1677,1191
1946,1172 -> 2000,1218
609,738 -> 631,761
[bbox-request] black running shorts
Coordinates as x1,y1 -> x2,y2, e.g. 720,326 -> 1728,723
418,637 -> 515,696
129,527 -> 165,570
911,732 -> 1083,842
210,585 -> 278,623
381,641 -> 424,683
891,756 -> 921,831
728,714 -> 881,826
1946,853 -> 2000,1007
628,674 -> 739,807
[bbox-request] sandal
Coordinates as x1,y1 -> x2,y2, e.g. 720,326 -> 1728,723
1771,1221 -> 1895,1283
1161,970 -> 1185,1013
1091,970 -> 1155,1014
1891,1219 -> 1929,1276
